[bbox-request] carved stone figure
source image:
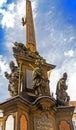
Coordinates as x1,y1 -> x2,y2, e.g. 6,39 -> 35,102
5,61 -> 22,97
32,60 -> 43,96
13,42 -> 27,54
32,59 -> 50,96
22,17 -> 26,26
13,42 -> 44,61
56,72 -> 70,106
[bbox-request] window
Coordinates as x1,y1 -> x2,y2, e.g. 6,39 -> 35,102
20,115 -> 27,130
5,115 -> 14,130
60,121 -> 70,130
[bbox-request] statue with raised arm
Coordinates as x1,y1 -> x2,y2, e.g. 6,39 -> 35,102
32,59 -> 50,96
5,61 -> 22,97
56,72 -> 70,106
32,59 -> 43,96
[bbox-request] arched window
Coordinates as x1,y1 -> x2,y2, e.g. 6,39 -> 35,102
60,121 -> 70,130
20,115 -> 27,130
5,115 -> 14,130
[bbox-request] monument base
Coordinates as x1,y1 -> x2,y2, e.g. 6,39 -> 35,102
0,96 -> 74,130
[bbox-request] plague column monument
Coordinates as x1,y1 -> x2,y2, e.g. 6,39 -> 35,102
0,0 -> 74,130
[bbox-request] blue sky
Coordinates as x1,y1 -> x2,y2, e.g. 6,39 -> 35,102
0,0 -> 76,102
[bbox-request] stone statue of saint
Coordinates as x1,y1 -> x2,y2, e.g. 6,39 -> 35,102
32,59 -> 50,96
32,60 -> 43,96
56,72 -> 70,106
5,61 -> 22,97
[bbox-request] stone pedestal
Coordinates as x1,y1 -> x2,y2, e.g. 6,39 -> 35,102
0,96 -> 74,130
56,106 -> 74,130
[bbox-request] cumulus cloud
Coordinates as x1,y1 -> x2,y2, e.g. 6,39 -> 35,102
64,50 -> 74,57
0,75 -> 9,102
0,2 -> 15,28
7,3 -> 15,11
0,0 -> 38,29
1,12 -> 15,28
0,55 -> 10,101
0,0 -> 7,7
0,55 -> 10,76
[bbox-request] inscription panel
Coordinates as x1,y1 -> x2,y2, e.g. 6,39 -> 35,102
34,115 -> 54,130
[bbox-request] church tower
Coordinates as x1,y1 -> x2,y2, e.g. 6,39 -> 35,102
0,0 -> 74,130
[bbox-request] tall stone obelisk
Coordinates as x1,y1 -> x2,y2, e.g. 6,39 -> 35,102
22,0 -> 37,52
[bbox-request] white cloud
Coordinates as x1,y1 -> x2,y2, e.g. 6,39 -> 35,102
68,73 -> 76,101
50,69 -> 60,98
0,75 -> 9,102
0,0 -> 38,29
1,12 -> 15,28
68,36 -> 75,42
0,2 -> 15,28
0,55 -> 9,76
16,0 -> 25,19
0,0 -> 7,7
32,0 -> 38,18
0,9 -> 5,14
7,3 -> 15,11
64,50 -> 74,57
